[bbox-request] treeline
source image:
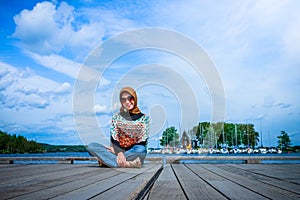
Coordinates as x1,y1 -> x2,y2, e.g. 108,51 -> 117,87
191,122 -> 260,148
161,122 -> 298,150
160,122 -> 260,149
160,125 -> 300,152
0,130 -> 87,154
0,130 -> 44,153
41,143 -> 86,152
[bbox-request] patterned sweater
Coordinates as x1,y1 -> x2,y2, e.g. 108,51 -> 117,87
110,113 -> 149,153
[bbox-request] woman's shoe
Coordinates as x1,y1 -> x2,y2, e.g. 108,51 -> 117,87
126,157 -> 142,168
98,160 -> 109,167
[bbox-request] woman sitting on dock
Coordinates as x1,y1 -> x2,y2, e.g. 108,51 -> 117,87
87,87 -> 149,168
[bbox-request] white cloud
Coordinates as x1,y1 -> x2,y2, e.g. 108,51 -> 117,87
94,104 -> 108,113
54,82 -> 72,94
0,61 -> 78,143
112,102 -> 119,112
23,93 -> 50,109
13,2 -> 59,53
79,6 -> 137,36
283,24 -> 300,60
13,1 -> 105,56
0,61 -> 71,110
28,52 -> 81,78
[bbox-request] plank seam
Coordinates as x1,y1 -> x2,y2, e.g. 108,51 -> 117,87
0,165 -> 89,189
5,168 -> 113,199
184,164 -> 231,200
170,164 -> 190,200
87,166 -> 158,200
200,164 -> 272,199
223,164 -> 300,195
239,167 -> 300,186
132,165 -> 163,200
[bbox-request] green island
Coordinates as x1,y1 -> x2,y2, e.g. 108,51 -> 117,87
0,130 -> 86,154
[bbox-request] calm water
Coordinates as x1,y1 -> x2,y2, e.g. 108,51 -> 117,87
0,152 -> 93,164
1,152 -> 300,164
0,152 -> 91,158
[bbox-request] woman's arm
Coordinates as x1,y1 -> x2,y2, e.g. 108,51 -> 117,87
141,115 -> 150,144
116,152 -> 127,167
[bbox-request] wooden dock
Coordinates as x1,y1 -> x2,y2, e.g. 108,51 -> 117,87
0,163 -> 299,200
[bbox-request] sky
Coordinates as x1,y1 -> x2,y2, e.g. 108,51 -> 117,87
0,0 -> 299,147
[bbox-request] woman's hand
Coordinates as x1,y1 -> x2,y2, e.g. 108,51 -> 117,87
105,146 -> 115,154
116,152 -> 127,167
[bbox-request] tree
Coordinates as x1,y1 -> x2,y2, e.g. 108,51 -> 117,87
0,130 -> 44,153
192,122 -> 210,147
277,130 -> 291,150
160,126 -> 179,147
238,123 -> 259,148
191,122 -> 260,148
0,131 -> 10,151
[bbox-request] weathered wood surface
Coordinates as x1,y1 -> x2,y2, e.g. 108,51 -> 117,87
168,155 -> 300,164
0,163 -> 299,200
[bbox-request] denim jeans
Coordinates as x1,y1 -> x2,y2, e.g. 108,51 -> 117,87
87,142 -> 147,168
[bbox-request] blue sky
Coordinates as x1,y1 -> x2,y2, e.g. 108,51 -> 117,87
0,0 -> 299,147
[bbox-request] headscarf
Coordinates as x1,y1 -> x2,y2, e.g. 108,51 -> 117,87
119,87 -> 141,114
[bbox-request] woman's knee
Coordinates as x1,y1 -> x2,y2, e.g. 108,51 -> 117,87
87,142 -> 106,151
131,145 -> 147,153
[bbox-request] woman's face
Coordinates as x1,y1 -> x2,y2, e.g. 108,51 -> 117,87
120,92 -> 135,111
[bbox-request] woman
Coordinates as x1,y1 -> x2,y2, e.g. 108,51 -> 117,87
87,87 -> 149,168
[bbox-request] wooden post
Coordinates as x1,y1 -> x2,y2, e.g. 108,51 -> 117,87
246,159 -> 261,164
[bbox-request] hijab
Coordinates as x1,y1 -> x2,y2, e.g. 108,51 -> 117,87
119,87 -> 141,115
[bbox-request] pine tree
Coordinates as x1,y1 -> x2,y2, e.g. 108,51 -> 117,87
277,130 -> 291,150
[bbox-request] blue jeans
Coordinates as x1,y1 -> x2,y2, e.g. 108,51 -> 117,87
87,143 -> 147,168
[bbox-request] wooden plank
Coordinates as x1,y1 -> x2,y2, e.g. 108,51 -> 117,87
172,164 -> 227,200
187,164 -> 268,200
11,166 -> 123,200
228,164 -> 300,185
127,164 -> 163,200
0,165 -> 98,193
91,164 -> 162,200
147,164 -> 187,200
250,166 -> 300,181
1,165 -> 116,199
0,164 -> 71,178
50,172 -> 136,200
0,164 -> 76,187
0,163 -> 43,172
201,164 -> 300,200
0,165 -> 101,194
229,163 -> 300,176
274,164 -> 300,174
50,164 -> 158,200
142,190 -> 150,200
224,164 -> 300,194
